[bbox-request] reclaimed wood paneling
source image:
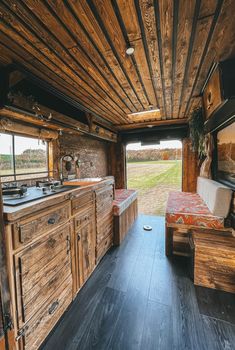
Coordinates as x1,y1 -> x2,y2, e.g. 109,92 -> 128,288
114,198 -> 138,245
193,231 -> 235,293
0,0 -> 233,128
182,138 -> 199,193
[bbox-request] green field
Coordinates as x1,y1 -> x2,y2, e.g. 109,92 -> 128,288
127,160 -> 182,215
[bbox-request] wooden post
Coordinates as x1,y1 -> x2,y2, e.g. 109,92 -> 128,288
108,137 -> 127,189
0,188 -> 15,350
182,138 -> 199,192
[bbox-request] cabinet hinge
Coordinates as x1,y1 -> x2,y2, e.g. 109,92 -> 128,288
3,313 -> 13,334
15,325 -> 28,341
66,235 -> 71,254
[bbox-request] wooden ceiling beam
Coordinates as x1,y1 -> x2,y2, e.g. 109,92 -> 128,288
157,0 -> 174,118
184,0 -> 235,118
0,39 -> 119,124
22,0 -> 130,119
137,0 -> 165,118
179,14 -> 213,118
1,0 -> 128,124
116,118 -> 188,130
90,0 -> 149,108
172,0 -> 196,119
114,0 -> 157,108
69,0 -> 143,111
47,0 -> 135,115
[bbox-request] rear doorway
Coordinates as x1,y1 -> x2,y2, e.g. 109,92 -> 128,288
127,140 -> 182,216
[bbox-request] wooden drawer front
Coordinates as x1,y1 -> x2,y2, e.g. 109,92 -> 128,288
96,233 -> 113,263
96,197 -> 113,216
74,205 -> 94,231
13,201 -> 70,248
18,276 -> 72,350
96,185 -> 113,203
14,223 -> 72,325
97,214 -> 113,245
72,191 -> 94,215
203,68 -> 223,119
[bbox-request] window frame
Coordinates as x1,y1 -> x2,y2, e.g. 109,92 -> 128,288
0,132 -> 51,182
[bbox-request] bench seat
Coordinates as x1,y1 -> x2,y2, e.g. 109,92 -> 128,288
166,191 -> 224,230
113,189 -> 138,216
113,189 -> 138,245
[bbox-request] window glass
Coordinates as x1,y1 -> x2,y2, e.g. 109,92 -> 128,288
0,133 -> 14,182
0,133 -> 48,181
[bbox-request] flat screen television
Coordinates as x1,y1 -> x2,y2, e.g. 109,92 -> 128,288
215,119 -> 235,188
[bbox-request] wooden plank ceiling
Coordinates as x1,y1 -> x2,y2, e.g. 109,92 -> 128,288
0,0 -> 234,130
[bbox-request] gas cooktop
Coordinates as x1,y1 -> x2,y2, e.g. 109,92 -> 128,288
3,185 -> 79,207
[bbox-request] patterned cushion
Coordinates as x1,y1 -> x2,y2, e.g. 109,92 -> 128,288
113,189 -> 138,216
166,191 -> 224,229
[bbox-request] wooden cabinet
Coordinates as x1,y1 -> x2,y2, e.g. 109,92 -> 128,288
12,201 -> 70,249
73,190 -> 96,292
4,179 -> 114,350
95,184 -> 114,262
76,222 -> 96,288
14,222 -> 73,349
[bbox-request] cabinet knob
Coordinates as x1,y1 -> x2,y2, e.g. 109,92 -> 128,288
48,217 -> 56,225
77,234 -> 81,241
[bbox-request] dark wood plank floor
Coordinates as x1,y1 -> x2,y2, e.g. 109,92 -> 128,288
41,215 -> 235,350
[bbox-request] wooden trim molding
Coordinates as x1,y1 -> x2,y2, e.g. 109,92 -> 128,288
0,116 -> 58,140
116,118 -> 188,130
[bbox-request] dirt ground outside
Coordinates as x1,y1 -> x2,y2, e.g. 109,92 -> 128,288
127,160 -> 182,216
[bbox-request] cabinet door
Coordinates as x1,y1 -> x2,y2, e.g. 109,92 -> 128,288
76,221 -> 96,289
14,222 -> 73,327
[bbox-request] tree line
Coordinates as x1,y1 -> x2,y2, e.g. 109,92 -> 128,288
127,148 -> 182,162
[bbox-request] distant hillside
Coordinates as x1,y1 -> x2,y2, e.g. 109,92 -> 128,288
127,148 -> 182,161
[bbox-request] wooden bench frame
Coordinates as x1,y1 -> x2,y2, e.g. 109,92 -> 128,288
113,198 -> 138,246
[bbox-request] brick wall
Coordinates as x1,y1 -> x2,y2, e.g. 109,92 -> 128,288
58,133 -> 109,178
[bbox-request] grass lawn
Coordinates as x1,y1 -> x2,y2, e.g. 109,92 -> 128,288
127,160 -> 182,215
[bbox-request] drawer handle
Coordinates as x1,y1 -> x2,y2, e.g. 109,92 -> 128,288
48,217 -> 56,225
48,238 -> 56,248
48,300 -> 59,315
77,233 -> 81,241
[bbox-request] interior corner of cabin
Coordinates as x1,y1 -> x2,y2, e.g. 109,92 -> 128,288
0,1 -> 235,349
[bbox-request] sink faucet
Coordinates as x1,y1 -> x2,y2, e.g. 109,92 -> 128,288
59,154 -> 74,181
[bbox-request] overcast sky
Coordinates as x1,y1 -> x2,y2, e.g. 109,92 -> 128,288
0,133 -> 46,155
127,140 -> 182,150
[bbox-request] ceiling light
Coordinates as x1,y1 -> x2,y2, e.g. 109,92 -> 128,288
126,47 -> 135,55
129,108 -> 160,116
147,125 -> 154,128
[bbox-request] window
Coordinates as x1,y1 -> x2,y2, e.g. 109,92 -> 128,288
0,133 -> 49,182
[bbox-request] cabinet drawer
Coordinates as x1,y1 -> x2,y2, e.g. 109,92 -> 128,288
97,220 -> 113,245
74,207 -> 94,231
17,276 -> 72,350
96,233 -> 113,263
13,201 -> 70,248
14,222 -> 72,326
72,191 -> 95,215
96,185 -> 113,202
96,197 -> 113,216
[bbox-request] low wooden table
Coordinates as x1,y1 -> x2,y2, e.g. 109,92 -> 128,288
192,230 -> 235,294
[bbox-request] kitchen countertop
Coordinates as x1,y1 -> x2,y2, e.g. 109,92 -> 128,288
3,177 -> 114,222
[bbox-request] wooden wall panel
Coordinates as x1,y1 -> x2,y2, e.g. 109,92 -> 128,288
0,0 -> 233,128
108,140 -> 127,189
182,138 -> 199,192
